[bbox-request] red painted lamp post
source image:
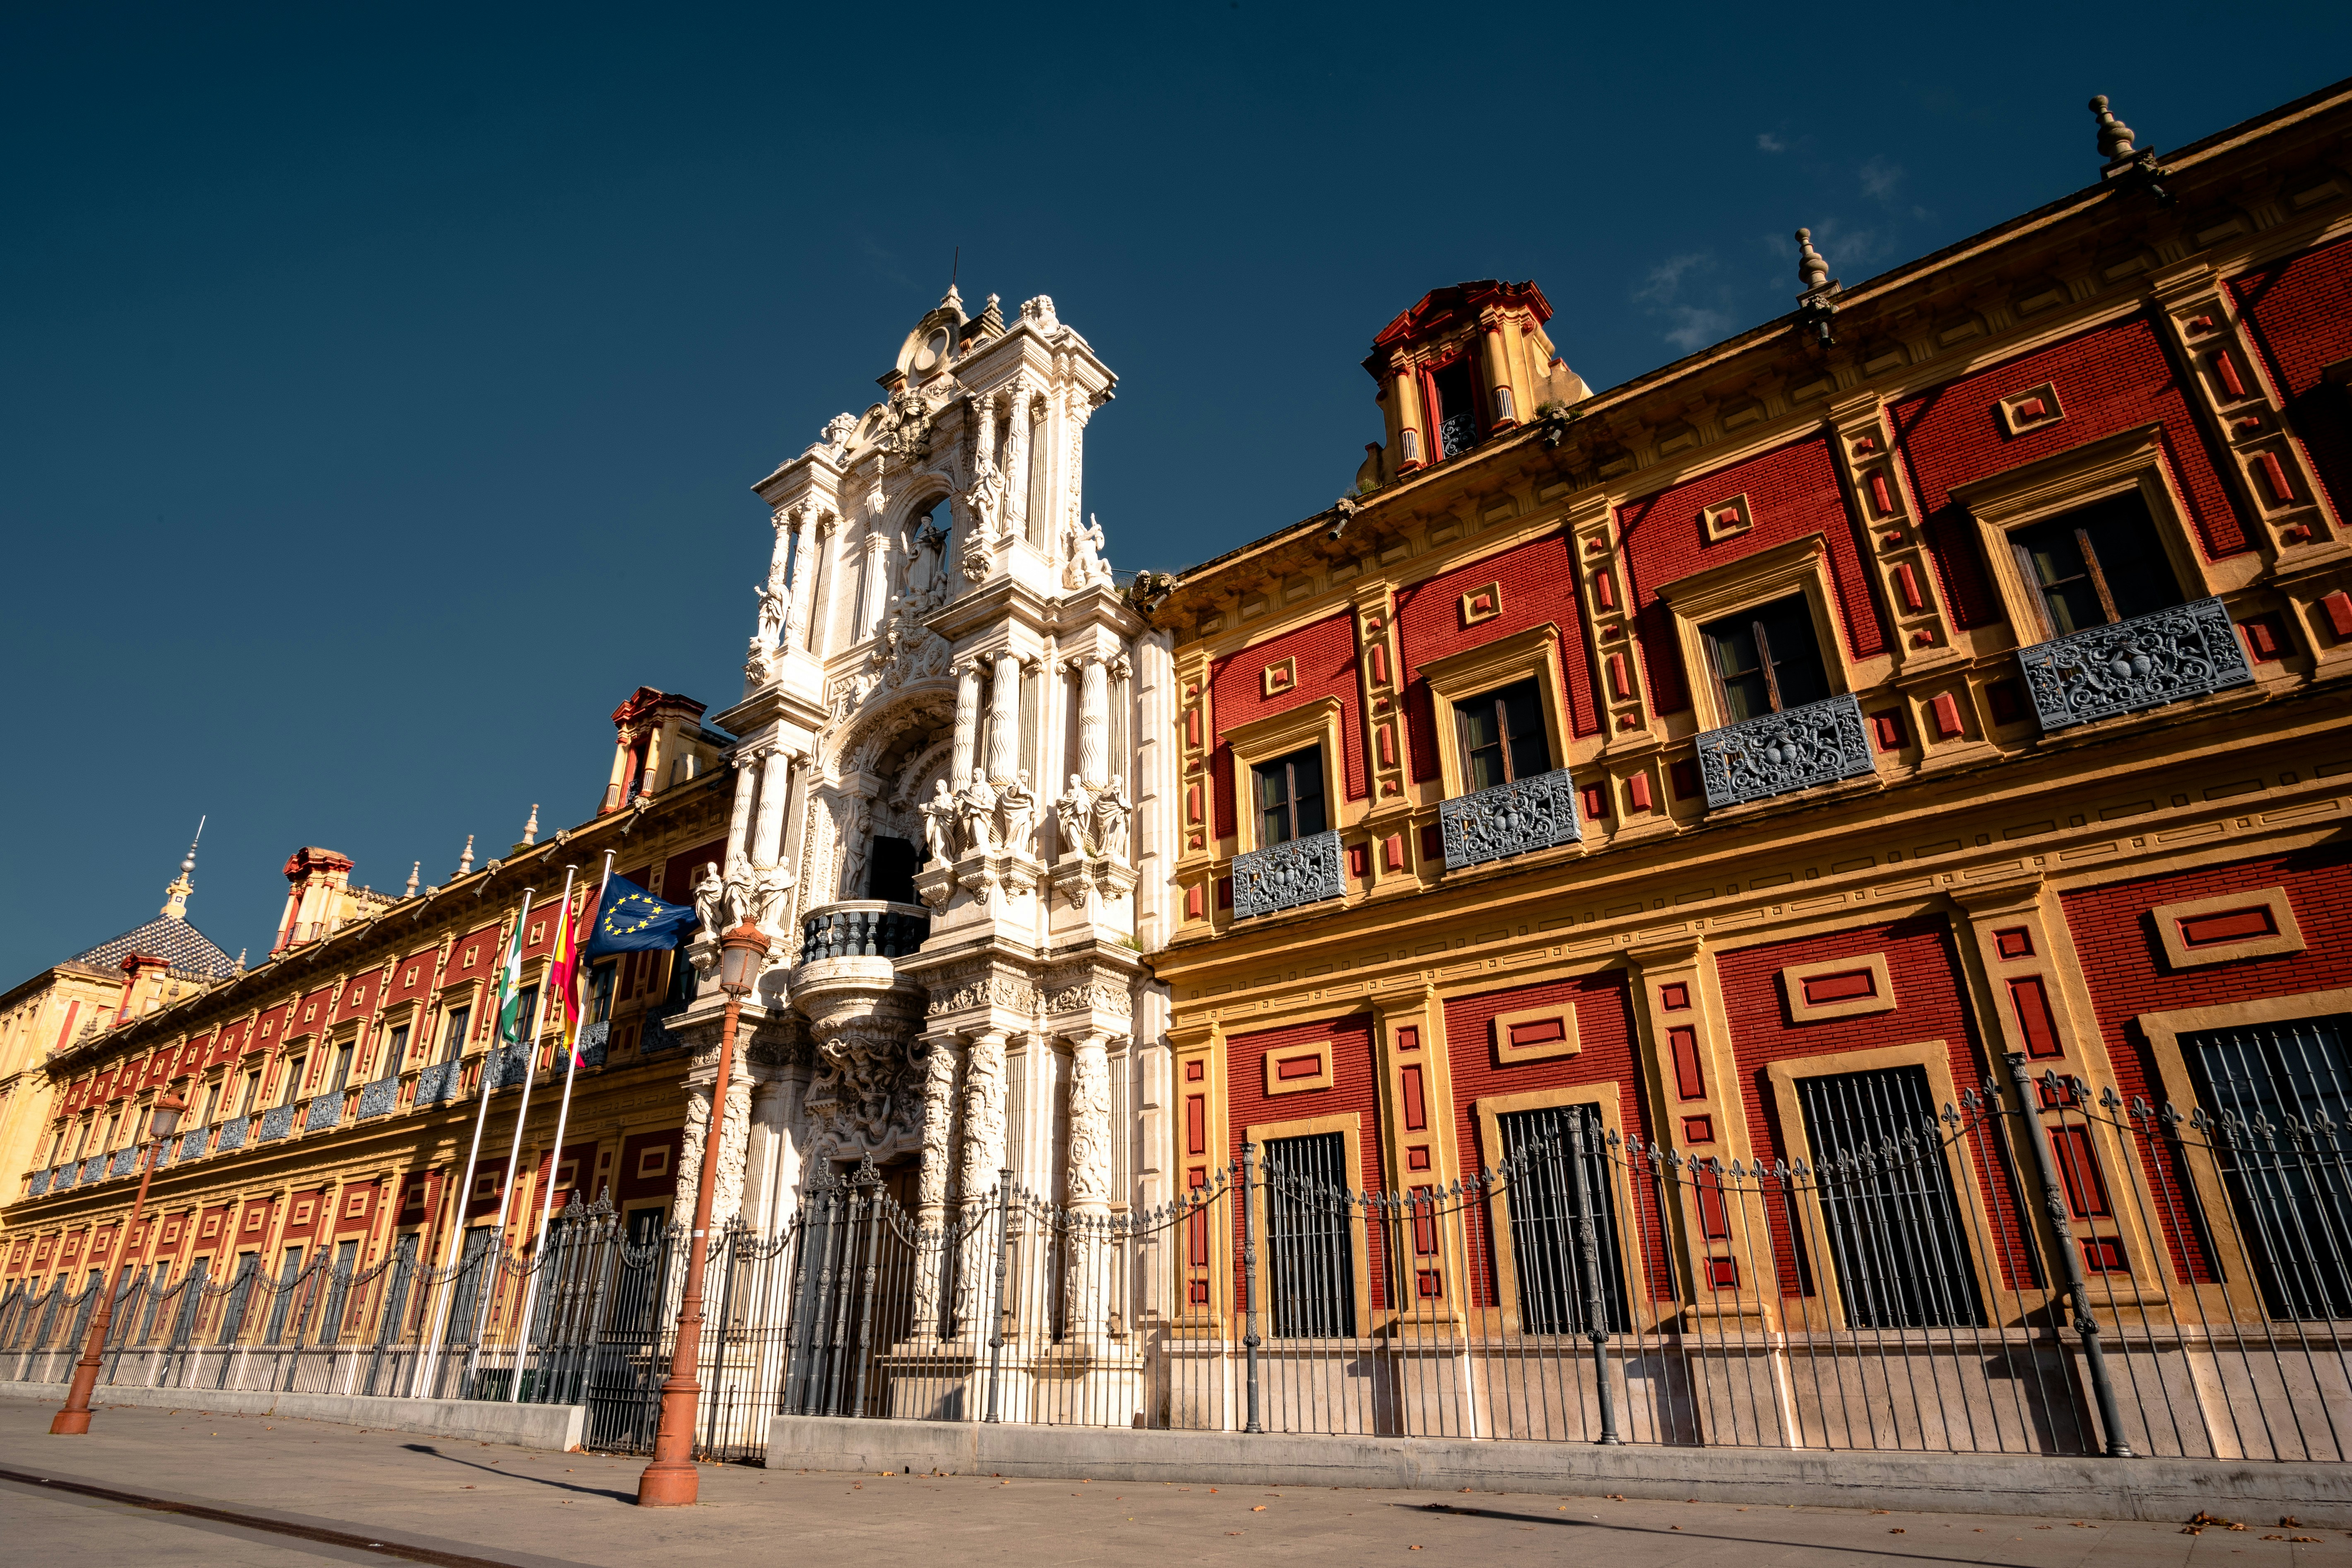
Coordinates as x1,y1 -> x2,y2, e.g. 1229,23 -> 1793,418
51,1089 -> 188,1435
636,922 -> 768,1507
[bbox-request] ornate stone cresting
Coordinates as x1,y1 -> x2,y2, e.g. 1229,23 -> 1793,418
1440,767 -> 1581,870
1231,829 -> 1346,920
2016,597 -> 2252,730
1693,691 -> 1875,809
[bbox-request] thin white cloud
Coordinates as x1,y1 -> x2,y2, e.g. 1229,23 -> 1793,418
1859,155 -> 1904,202
1660,306 -> 1733,352
1634,252 -> 1710,306
1757,132 -> 1786,153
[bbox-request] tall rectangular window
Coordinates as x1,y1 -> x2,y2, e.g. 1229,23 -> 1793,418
1457,678 -> 1551,792
590,965 -> 617,1025
441,1006 -> 472,1063
384,1024 -> 410,1073
239,1072 -> 261,1115
281,1058 -> 306,1106
1701,594 -> 1830,723
320,1237 -> 361,1342
265,1248 -> 305,1343
1251,746 -> 1327,848
1497,1103 -> 1628,1334
2011,491 -> 2181,638
329,1041 -> 355,1092
1261,1132 -> 1355,1338
2186,1014 -> 2352,1319
1430,356 -> 1480,459
1797,1065 -> 1984,1329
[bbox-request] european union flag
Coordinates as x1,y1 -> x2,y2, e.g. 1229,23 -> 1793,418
586,885 -> 699,956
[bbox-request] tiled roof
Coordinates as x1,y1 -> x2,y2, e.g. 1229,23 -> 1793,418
67,917 -> 239,983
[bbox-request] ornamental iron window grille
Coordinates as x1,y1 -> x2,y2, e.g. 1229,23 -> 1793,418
1231,829 -> 1345,920
1693,691 -> 1874,809
1498,1103 -> 1629,1335
1440,766 -> 1580,871
2015,596 -> 2252,731
1263,1132 -> 1357,1339
2185,1013 -> 2352,1320
1796,1065 -> 1986,1330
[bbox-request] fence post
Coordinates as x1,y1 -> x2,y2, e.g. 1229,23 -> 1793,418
1240,1143 -> 1262,1435
985,1168 -> 1012,1423
1564,1117 -> 1622,1444
2003,1051 -> 2133,1458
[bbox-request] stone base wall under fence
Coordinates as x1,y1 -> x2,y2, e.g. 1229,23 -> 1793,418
769,1414 -> 2352,1525
0,1380 -> 586,1451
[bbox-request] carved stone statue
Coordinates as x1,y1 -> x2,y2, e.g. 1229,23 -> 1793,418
998,770 -> 1036,858
919,778 -> 958,863
720,855 -> 758,932
1056,773 -> 1094,859
751,860 -> 795,932
1064,512 -> 1114,589
1092,775 -> 1133,865
955,768 -> 998,855
906,518 -> 947,610
840,797 -> 874,898
691,861 -> 725,939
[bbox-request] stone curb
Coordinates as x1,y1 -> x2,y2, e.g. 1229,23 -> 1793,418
0,1381 -> 584,1452
771,1414 -> 2352,1525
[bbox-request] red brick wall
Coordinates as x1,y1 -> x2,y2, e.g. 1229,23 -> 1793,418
2060,845 -> 2352,1109
1207,611 -> 1367,838
1715,913 -> 2033,1293
1392,530 -> 1601,780
1890,315 -> 2254,631
1226,1010 -> 1387,1308
2233,233 -> 2352,525
1618,434 -> 1888,716
659,839 -> 729,910
1443,970 -> 1670,1305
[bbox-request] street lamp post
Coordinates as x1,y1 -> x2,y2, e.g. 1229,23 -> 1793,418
52,1090 -> 187,1435
636,922 -> 768,1507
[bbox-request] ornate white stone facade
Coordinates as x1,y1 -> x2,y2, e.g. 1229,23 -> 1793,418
668,287 -> 1178,1264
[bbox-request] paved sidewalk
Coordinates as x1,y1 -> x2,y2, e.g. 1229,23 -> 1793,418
0,1398 -> 2341,1567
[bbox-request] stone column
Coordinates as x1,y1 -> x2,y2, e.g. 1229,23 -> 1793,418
727,750 -> 760,864
809,518 -> 839,658
751,749 -> 794,868
951,660 -> 983,788
985,650 -> 1023,784
785,507 -> 820,649
859,532 -> 891,642
1002,388 -> 1029,544
1075,655 -> 1109,788
955,1029 -> 1008,1337
914,1033 -> 963,1338
1064,1032 -> 1113,1341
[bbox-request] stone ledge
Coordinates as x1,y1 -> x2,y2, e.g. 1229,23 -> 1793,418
0,1381 -> 584,1451
770,1414 -> 2352,1525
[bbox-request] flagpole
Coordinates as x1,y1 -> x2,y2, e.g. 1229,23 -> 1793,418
466,864 -> 574,1393
508,851 -> 611,1402
415,886 -> 535,1397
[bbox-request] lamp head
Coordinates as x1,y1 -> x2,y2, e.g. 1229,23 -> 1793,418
717,922 -> 771,996
149,1090 -> 189,1140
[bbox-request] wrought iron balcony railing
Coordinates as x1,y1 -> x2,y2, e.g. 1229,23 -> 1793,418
2016,596 -> 2253,730
1440,767 -> 1581,871
576,1019 -> 610,1069
108,1147 -> 137,1177
1694,691 -> 1875,809
27,1168 -> 49,1196
257,1103 -> 297,1142
799,901 -> 931,964
356,1076 -> 400,1118
1232,828 -> 1346,920
214,1113 -> 250,1152
176,1126 -> 206,1162
305,1094 -> 342,1132
414,1058 -> 460,1106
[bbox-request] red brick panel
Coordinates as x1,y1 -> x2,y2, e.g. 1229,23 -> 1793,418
1443,971 -> 1670,1306
1207,612 -> 1367,838
1890,315 -> 2254,630
388,947 -> 440,1005
1393,531 -> 1601,779
1226,1010 -> 1387,1309
657,839 -> 728,911
1715,914 -> 2033,1293
1617,434 -> 1886,716
2232,234 -> 2352,524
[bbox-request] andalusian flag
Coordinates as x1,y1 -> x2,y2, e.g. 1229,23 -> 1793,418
493,906 -> 530,1047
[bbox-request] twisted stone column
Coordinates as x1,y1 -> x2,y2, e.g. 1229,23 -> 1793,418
985,651 -> 1022,784
784,507 -> 820,648
1064,1033 -> 1113,1341
913,1035 -> 963,1338
1075,655 -> 1109,788
952,661 -> 983,789
954,1029 -> 1008,1339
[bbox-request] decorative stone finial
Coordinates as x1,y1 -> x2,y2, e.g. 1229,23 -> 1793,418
1795,228 -> 1830,292
160,815 -> 205,920
233,947 -> 248,973
457,834 -> 475,877
2090,94 -> 2135,163
405,862 -> 421,898
521,804 -> 540,847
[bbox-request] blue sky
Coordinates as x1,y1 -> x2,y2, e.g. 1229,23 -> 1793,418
2,2 -> 2345,983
